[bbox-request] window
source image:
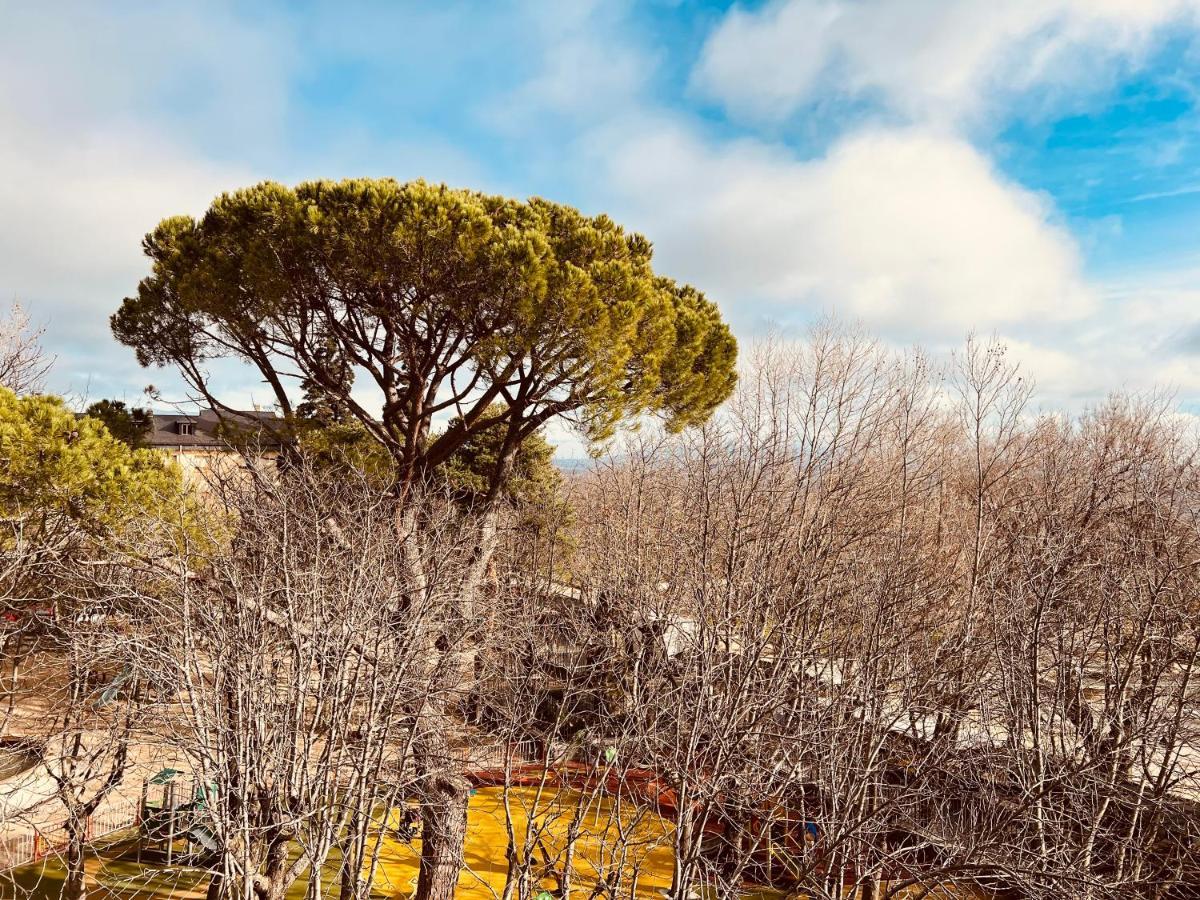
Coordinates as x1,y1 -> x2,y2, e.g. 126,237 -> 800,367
176,421 -> 195,436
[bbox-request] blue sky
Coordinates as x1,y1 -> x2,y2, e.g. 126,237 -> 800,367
5,0 -> 1200,441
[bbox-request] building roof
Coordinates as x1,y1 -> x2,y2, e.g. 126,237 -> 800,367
148,407 -> 282,449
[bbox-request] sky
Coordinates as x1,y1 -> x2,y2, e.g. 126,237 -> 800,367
6,0 -> 1200,446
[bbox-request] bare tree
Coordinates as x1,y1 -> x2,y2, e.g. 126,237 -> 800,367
566,329 -> 1200,899
32,586 -> 151,900
10,323 -> 1200,900
131,465 -> 484,900
0,303 -> 51,395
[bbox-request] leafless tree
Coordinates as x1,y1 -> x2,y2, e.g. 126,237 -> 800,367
31,589 -> 150,900
10,324 -> 1200,900
565,328 -> 1200,899
127,464 -> 489,900
3,483 -> 185,900
0,303 -> 51,395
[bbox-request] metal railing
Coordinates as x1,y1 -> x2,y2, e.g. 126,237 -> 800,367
0,798 -> 140,872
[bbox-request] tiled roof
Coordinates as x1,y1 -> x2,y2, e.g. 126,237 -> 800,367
148,407 -> 282,449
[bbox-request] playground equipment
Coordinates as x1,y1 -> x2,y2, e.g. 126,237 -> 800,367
139,768 -> 218,865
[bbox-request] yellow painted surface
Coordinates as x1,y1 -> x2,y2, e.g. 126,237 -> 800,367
368,785 -> 682,899
0,786 -> 977,899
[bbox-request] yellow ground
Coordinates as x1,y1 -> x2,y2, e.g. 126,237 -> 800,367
0,786 -> 975,899
367,785 -> 683,899
1,786 -> 697,900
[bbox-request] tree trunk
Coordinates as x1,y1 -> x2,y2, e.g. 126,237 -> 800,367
253,831 -> 295,900
64,815 -> 88,900
561,821 -> 579,900
670,786 -> 696,900
501,832 -> 519,900
205,872 -> 226,900
406,497 -> 502,900
338,812 -> 365,900
413,766 -> 470,900
412,696 -> 472,900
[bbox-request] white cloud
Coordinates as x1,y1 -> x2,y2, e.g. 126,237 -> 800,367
482,0 -> 653,134
4,0 -> 1198,437
0,3 -> 297,150
0,115 -> 256,399
677,0 -> 1200,417
0,124 -> 250,295
978,286 -> 1200,421
600,123 -> 1092,335
0,4 -> 283,400
503,36 -> 648,123
693,0 -> 1200,124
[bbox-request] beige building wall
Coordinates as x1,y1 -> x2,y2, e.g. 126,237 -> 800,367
154,446 -> 277,493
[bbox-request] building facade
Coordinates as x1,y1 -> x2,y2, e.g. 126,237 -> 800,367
147,408 -> 281,486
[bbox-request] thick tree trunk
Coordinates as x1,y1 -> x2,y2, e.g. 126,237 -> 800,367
405,489 -> 503,900
413,764 -> 470,900
411,692 -> 474,900
252,831 -> 299,900
410,677 -> 474,900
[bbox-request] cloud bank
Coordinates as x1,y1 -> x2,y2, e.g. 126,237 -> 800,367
602,124 -> 1092,336
693,0 -> 1199,124
2,0 -> 1199,430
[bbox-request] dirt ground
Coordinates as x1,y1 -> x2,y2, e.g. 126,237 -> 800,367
0,644 -> 186,842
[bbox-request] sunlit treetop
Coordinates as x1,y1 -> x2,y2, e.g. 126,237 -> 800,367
0,389 -> 188,552
112,179 -> 737,495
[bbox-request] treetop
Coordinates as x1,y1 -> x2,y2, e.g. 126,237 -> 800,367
113,179 -> 737,490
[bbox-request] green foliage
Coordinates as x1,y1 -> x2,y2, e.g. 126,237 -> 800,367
437,404 -> 559,507
295,418 -> 395,485
84,399 -> 152,449
295,404 -> 560,507
0,389 -> 187,553
112,179 -> 737,498
295,336 -> 356,426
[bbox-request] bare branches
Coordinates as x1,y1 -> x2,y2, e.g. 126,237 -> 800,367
6,326 -> 1200,900
133,467 -> 474,900
0,303 -> 51,395
563,329 -> 1200,899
